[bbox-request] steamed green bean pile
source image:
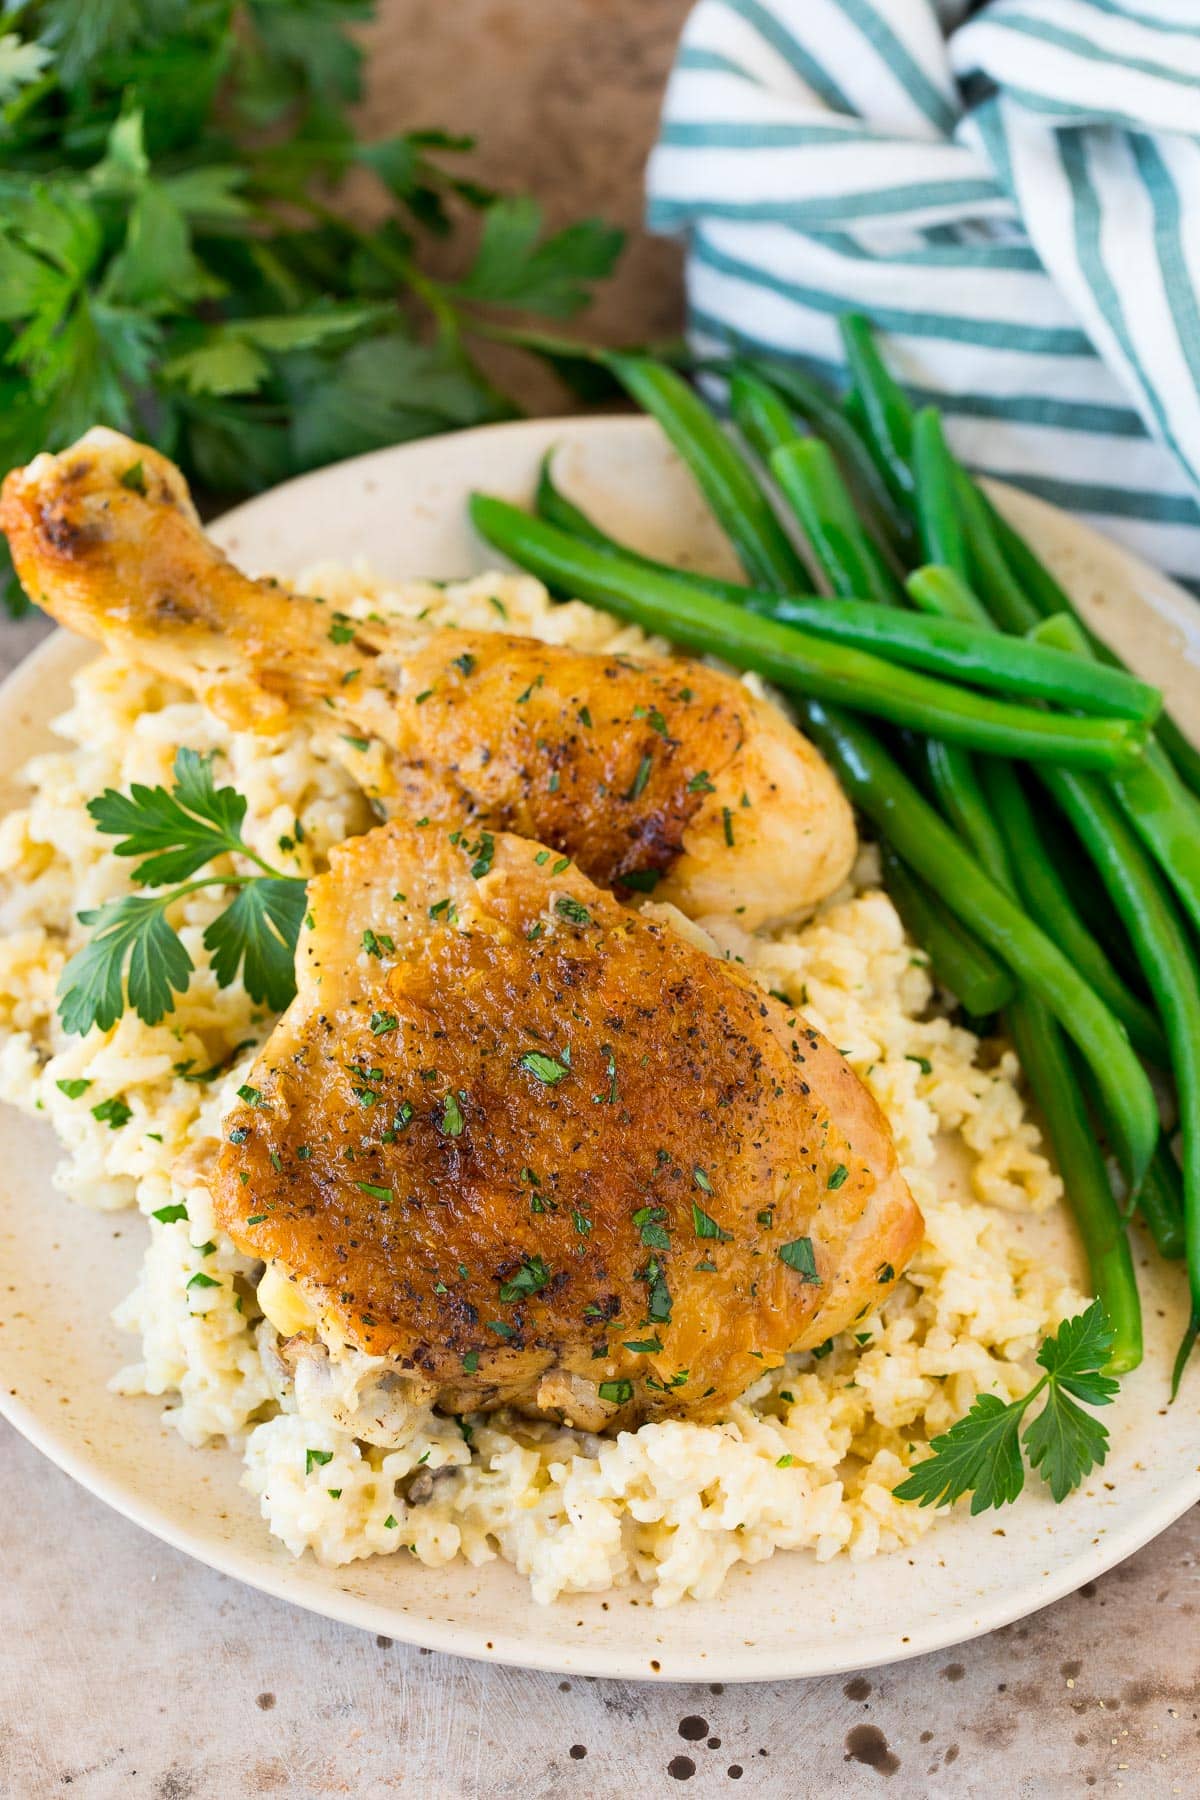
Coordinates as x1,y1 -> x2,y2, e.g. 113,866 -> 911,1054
469,319 -> 1200,1386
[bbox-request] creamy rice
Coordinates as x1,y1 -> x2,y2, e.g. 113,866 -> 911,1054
0,567 -> 1081,1606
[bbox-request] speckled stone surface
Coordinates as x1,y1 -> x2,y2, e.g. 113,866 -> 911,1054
2,1425 -> 1198,1796
2,4 -> 1199,1792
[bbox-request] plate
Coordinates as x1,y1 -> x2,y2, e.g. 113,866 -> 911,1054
1,415 -> 1198,1683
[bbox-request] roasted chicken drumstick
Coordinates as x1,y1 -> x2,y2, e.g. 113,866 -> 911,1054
1,428 -> 856,928
213,820 -> 922,1430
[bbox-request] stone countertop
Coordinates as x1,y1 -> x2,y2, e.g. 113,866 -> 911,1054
2,1424 -> 1197,1797
3,4 -> 1199,1793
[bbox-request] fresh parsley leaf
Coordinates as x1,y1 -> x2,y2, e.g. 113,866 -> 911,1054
1034,1302 -> 1121,1408
598,1379 -> 633,1406
1022,1380 -> 1111,1504
59,895 -> 195,1034
203,878 -> 307,1013
59,749 -> 309,1035
451,196 -> 622,318
164,309 -> 382,399
0,32 -> 51,105
894,1302 -> 1118,1514
0,9 -> 622,620
894,1391 -> 1027,1516
88,747 -> 249,886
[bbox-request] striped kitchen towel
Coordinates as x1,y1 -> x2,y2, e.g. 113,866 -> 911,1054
646,0 -> 1200,592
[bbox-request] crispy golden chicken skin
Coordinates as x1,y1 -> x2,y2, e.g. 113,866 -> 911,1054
0,428 -> 856,927
213,822 -> 922,1430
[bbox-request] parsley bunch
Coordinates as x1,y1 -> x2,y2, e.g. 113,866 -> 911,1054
894,1302 -> 1120,1514
0,2 -> 626,612
59,749 -> 307,1034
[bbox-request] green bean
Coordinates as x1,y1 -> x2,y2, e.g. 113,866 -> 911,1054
1111,744 -> 1200,942
906,563 -> 993,627
604,355 -> 812,593
1138,1140 -> 1187,1262
920,734 -> 1145,1369
990,521 -> 1200,799
789,697 -> 1159,1188
839,313 -> 916,506
742,596 -> 1160,721
878,843 -> 1014,1016
913,408 -> 970,579
534,452 -> 622,550
733,358 -> 917,555
470,496 -> 1148,768
728,367 -> 802,462
955,471 -> 1042,633
921,740 -> 1010,878
906,562 -> 1011,629
910,601 -> 1145,991
979,759 -> 1168,1066
983,496 -> 1066,620
1033,613 -> 1200,938
838,318 -> 1041,632
980,498 -> 1200,798
1035,764 -> 1200,1325
1006,1003 -> 1143,1374
1155,714 -> 1200,803
1173,1308 -> 1199,1398
768,440 -> 910,608
533,454 -> 748,605
1051,808 -> 1152,992
980,479 -> 1200,797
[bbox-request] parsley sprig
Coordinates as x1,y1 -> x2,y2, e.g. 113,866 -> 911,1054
0,3 -> 627,615
58,749 -> 306,1034
894,1303 -> 1120,1515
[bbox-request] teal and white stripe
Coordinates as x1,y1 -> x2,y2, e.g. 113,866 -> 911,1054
647,0 -> 1200,591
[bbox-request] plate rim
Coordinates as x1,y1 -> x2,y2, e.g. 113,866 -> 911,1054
2,411 -> 1199,1683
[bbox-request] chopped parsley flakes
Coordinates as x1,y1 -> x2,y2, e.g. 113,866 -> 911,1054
517,1051 -> 568,1085
498,1256 -> 550,1303
778,1237 -> 821,1284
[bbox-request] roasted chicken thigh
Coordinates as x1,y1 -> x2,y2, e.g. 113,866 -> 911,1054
213,821 -> 922,1429
1,429 -> 856,927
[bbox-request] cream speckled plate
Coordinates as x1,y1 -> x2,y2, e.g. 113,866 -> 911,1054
0,416 -> 1198,1683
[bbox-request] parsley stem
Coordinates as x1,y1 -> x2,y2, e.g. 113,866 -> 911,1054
288,192 -> 463,341
151,870 -> 293,904
231,846 -> 294,883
